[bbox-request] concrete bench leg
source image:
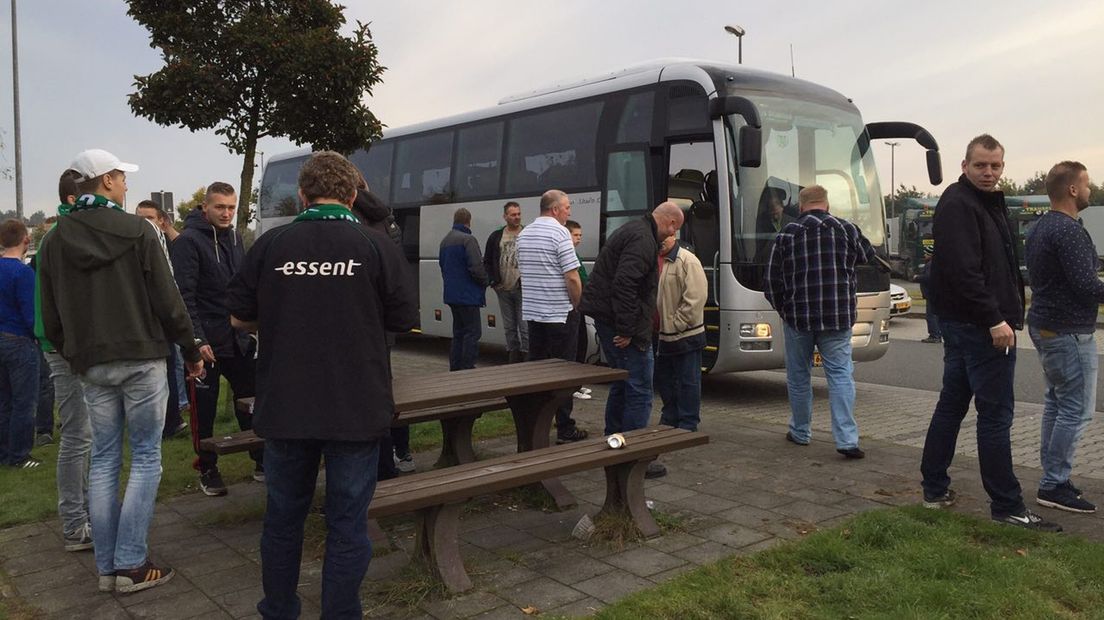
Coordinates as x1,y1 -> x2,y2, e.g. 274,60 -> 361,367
506,390 -> 577,510
598,457 -> 661,538
434,414 -> 482,468
414,503 -> 472,593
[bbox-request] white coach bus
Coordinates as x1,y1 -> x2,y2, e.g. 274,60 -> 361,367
257,59 -> 942,373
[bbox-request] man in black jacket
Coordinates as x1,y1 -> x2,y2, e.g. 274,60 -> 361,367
484,201 -> 527,362
171,182 -> 261,496
227,151 -> 417,619
920,134 -> 1061,532
580,202 -> 683,443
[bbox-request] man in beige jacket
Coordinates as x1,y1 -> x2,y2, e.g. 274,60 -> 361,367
655,235 -> 708,433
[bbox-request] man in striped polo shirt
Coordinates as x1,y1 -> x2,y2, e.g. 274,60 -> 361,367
517,189 -> 588,443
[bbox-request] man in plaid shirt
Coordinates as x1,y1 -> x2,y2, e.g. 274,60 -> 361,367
765,185 -> 876,459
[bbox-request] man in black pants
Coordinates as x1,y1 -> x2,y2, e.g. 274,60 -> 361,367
172,182 -> 261,495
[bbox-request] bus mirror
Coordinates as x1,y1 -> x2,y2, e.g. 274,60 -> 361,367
738,126 -> 762,168
926,150 -> 943,185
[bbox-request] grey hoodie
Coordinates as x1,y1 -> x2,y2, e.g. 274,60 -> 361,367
38,204 -> 201,374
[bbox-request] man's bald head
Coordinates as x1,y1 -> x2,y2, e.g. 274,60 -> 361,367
798,185 -> 829,212
540,189 -> 572,224
651,201 -> 685,242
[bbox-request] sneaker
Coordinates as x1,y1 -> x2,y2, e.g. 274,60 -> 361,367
992,509 -> 1063,532
114,560 -> 175,594
199,469 -> 228,497
35,433 -> 53,447
1037,486 -> 1096,514
920,336 -> 942,344
172,421 -> 189,436
837,447 -> 866,459
555,428 -> 589,444
572,391 -> 592,400
644,462 -> 667,479
579,387 -> 592,395
923,488 -> 957,509
12,457 -> 41,470
98,574 -> 116,593
785,431 -> 809,446
396,453 -> 416,473
252,465 -> 266,483
64,522 -> 94,552
1060,479 -> 1084,498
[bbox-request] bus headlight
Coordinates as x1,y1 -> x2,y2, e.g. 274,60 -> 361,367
740,323 -> 772,338
880,319 -> 890,332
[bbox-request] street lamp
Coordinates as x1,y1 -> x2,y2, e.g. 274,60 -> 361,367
10,0 -> 23,219
724,24 -> 746,64
885,141 -> 900,214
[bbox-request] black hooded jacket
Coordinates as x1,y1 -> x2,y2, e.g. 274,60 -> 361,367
171,208 -> 251,357
578,215 -> 660,347
38,205 -> 201,374
929,174 -> 1025,329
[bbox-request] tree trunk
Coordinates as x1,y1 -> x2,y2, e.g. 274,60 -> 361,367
236,106 -> 262,231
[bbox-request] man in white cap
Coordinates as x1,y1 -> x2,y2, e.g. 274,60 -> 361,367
38,149 -> 205,594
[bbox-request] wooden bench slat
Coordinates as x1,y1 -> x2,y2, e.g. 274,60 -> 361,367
368,428 -> 706,518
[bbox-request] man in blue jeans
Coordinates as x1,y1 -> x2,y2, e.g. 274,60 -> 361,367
921,135 -> 1061,532
766,185 -> 875,459
439,208 -> 487,370
580,202 -> 683,476
39,149 -> 205,592
0,219 -> 40,470
228,151 -> 417,619
1024,161 -> 1101,514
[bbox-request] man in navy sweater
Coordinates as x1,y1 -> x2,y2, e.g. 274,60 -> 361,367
439,208 -> 487,371
1025,161 -> 1102,514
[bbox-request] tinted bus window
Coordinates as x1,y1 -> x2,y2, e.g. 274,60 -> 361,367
259,155 -> 308,218
505,102 -> 603,194
455,122 -> 503,199
667,83 -> 709,133
393,132 -> 453,204
350,142 -> 393,201
617,91 -> 654,143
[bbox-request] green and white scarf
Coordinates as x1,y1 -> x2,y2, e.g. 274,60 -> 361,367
70,194 -> 124,213
294,203 -> 360,224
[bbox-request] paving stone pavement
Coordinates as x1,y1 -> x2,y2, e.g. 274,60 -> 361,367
3,336 -> 1103,619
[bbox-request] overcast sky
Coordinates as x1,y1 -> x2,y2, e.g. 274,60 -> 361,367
1,0 -> 1101,216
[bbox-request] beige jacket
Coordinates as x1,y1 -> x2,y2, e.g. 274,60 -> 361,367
656,244 -> 707,352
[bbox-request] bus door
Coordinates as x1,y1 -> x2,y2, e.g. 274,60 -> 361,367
665,139 -> 720,371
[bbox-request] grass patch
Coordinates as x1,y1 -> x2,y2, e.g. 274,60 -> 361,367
594,506 -> 1104,619
0,394 -> 519,530
362,559 -> 448,612
589,508 -> 687,551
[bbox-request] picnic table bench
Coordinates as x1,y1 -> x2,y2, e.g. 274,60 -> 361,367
201,359 -> 629,508
369,426 -> 709,592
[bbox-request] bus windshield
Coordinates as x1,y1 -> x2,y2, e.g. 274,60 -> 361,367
728,95 -> 886,271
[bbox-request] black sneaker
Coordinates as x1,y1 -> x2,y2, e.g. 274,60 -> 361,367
199,469 -> 228,497
114,560 -> 175,594
12,457 -> 41,470
556,428 -> 589,444
920,336 -> 942,344
992,509 -> 1063,532
644,462 -> 667,479
252,465 -> 266,483
923,488 -> 957,509
837,447 -> 865,459
785,431 -> 809,446
1037,486 -> 1096,514
1059,479 -> 1083,498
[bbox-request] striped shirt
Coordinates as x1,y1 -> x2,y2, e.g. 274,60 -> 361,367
517,216 -> 579,323
765,210 -> 875,332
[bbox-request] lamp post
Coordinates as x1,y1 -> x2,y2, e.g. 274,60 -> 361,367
885,141 -> 900,215
11,0 -> 23,219
724,24 -> 745,64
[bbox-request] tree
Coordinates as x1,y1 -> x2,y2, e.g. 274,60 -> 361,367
1021,171 -> 1047,196
883,184 -> 926,217
176,186 -> 206,231
1092,183 -> 1104,206
127,1 -> 385,230
996,178 -> 1021,195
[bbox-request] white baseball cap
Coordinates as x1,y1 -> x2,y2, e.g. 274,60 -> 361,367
69,149 -> 139,182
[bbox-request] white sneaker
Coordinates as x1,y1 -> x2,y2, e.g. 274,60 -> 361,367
396,454 -> 416,473
573,391 -> 592,400
98,574 -> 116,592
579,387 -> 592,395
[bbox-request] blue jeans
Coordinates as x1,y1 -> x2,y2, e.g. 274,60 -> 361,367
495,287 -> 528,354
45,351 -> 91,537
782,325 -> 859,449
0,335 -> 40,465
920,320 -> 1024,516
1029,325 -> 1098,490
448,305 -> 481,371
80,359 -> 168,575
655,348 -> 702,431
36,350 -> 54,436
258,438 -> 380,620
595,322 -> 654,435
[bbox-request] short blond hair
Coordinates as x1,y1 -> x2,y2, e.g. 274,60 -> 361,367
298,151 -> 360,204
798,185 -> 828,207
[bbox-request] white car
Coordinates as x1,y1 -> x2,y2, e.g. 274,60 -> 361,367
889,283 -> 912,317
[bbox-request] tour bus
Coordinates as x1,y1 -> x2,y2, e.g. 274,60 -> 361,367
257,59 -> 943,373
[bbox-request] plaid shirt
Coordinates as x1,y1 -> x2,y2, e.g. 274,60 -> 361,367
765,210 -> 876,332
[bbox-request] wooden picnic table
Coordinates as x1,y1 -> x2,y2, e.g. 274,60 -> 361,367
392,358 -> 628,508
